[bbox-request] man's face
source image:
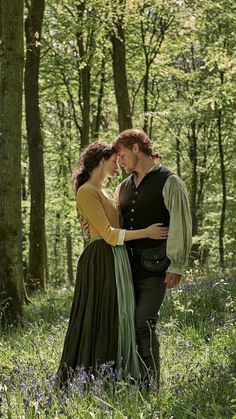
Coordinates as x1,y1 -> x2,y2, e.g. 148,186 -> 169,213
117,144 -> 138,174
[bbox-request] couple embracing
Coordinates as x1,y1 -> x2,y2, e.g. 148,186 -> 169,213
57,129 -> 192,389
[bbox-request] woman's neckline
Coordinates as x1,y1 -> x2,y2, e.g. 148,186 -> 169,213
84,182 -> 111,199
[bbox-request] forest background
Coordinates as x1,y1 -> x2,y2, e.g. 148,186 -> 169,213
0,0 -> 236,417
0,0 -> 236,329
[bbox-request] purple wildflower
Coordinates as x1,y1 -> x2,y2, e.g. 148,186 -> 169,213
19,383 -> 27,391
69,367 -> 88,396
99,362 -> 116,380
23,398 -> 29,409
24,365 -> 35,374
91,378 -> 103,397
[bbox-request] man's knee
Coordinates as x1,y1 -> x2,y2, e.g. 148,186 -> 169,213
135,316 -> 158,353
135,313 -> 157,334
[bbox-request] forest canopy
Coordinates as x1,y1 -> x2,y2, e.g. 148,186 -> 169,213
0,0 -> 236,324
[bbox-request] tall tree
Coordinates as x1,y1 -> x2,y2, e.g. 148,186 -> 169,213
93,53 -> 107,139
217,103 -> 226,268
139,2 -> 174,135
45,0 -> 107,148
0,0 -> 24,326
197,0 -> 236,266
76,1 -> 91,148
25,0 -> 46,292
56,100 -> 74,284
111,0 -> 132,131
36,0 -> 236,275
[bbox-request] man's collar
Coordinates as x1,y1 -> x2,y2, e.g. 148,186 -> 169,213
131,162 -> 161,180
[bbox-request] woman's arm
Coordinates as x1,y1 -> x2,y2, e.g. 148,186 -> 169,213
77,185 -> 168,246
114,184 -> 168,241
124,223 -> 168,241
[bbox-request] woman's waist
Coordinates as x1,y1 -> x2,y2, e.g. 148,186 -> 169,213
89,235 -> 103,243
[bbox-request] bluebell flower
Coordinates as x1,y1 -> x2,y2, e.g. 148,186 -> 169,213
23,398 -> 29,409
91,378 -> 103,397
19,383 -> 27,391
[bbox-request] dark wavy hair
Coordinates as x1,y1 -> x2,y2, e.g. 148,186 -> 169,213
72,141 -> 116,192
113,129 -> 161,160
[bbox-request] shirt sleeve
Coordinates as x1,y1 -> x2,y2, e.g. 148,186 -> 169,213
77,186 -> 122,247
163,175 -> 192,275
117,229 -> 126,245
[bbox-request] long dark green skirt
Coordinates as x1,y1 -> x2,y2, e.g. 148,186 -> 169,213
58,239 -> 119,383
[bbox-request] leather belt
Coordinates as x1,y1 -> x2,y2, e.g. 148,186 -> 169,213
128,247 -> 145,256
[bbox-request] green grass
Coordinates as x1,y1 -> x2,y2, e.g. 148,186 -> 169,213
0,278 -> 235,418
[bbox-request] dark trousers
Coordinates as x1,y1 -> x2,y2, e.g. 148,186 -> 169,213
133,276 -> 166,385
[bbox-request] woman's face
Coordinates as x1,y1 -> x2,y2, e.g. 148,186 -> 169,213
103,153 -> 118,177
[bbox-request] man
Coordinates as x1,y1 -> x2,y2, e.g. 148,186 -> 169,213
113,129 -> 192,387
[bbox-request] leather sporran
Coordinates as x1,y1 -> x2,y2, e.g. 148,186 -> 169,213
141,242 -> 170,273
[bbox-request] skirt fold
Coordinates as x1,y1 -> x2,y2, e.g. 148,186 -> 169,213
58,240 -> 118,382
58,238 -> 141,384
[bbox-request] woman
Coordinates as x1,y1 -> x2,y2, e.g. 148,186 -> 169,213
57,141 -> 168,385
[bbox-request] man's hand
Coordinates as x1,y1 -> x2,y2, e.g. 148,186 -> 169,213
164,272 -> 181,288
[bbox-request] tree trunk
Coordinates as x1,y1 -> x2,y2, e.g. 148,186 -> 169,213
76,2 -> 90,149
66,229 -> 74,285
77,49 -> 90,149
56,101 -> 74,284
21,164 -> 28,274
176,130 -> 181,177
21,164 -> 31,303
94,55 -> 106,139
0,0 -> 24,327
25,0 -> 46,292
111,20 -> 132,131
188,121 -> 198,236
54,211 -> 61,282
143,67 -> 149,133
196,124 -> 211,228
217,106 -> 226,268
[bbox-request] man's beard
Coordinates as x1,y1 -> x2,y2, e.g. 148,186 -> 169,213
123,155 -> 139,174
